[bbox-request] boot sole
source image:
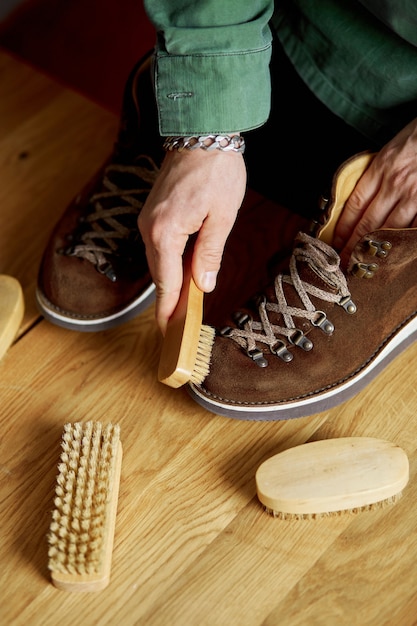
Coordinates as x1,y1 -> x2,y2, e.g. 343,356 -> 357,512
187,314 -> 417,420
35,283 -> 155,332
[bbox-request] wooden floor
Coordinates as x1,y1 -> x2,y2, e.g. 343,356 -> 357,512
2,48 -> 417,626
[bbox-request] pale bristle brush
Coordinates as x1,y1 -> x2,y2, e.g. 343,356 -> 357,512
255,437 -> 409,520
48,421 -> 122,591
158,254 -> 215,388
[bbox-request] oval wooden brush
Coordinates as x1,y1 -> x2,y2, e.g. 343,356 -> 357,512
315,151 -> 375,244
0,274 -> 24,361
256,437 -> 409,519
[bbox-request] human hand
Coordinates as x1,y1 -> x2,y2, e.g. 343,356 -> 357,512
138,147 -> 247,334
333,118 -> 417,266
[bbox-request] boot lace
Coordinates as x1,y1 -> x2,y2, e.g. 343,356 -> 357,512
221,232 -> 356,366
63,155 -> 159,281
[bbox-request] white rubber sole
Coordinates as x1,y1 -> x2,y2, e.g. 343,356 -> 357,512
36,282 -> 155,332
188,314 -> 417,420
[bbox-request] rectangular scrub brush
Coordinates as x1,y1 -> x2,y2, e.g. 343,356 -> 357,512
48,421 -> 122,591
158,267 -> 215,388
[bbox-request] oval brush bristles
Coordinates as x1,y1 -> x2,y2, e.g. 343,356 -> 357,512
263,491 -> 404,521
48,421 -> 122,591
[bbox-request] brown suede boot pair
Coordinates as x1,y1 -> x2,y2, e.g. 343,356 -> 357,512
37,71 -> 417,420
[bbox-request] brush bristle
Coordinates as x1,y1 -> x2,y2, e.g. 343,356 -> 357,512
48,421 -> 121,587
263,491 -> 403,520
190,323 -> 216,385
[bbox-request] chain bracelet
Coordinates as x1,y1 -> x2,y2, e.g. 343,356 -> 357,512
163,134 -> 245,154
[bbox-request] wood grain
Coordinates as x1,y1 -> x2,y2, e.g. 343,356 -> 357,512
1,49 -> 417,626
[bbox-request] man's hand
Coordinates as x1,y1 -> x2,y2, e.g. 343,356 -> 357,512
138,147 -> 247,334
334,118 -> 417,265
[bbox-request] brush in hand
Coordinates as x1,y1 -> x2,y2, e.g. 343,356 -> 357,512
256,437 -> 409,519
48,421 -> 122,591
158,257 -> 215,388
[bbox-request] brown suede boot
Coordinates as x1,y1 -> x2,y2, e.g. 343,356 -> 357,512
188,153 -> 417,420
36,52 -> 163,331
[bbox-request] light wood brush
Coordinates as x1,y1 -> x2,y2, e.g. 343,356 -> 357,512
48,421 -> 122,591
315,150 -> 375,244
0,274 -> 24,361
256,437 -> 409,519
158,259 -> 215,388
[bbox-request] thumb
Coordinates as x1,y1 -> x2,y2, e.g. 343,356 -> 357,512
191,216 -> 234,294
192,242 -> 222,294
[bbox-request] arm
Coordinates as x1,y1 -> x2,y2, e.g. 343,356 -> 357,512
140,0 -> 274,333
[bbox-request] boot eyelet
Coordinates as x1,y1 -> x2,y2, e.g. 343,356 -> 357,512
289,329 -> 313,351
312,311 -> 334,335
246,348 -> 268,368
233,312 -> 251,329
97,262 -> 117,282
352,262 -> 378,278
270,340 -> 293,362
339,295 -> 357,314
367,239 -> 392,258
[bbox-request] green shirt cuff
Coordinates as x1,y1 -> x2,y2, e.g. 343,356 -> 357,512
153,46 -> 272,135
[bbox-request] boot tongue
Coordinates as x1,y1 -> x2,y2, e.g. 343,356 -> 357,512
316,152 -> 375,246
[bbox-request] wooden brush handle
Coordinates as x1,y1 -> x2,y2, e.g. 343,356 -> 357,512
158,261 -> 204,388
318,152 -> 375,245
0,275 -> 24,361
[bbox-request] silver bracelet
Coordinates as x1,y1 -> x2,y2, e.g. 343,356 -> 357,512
163,134 -> 245,154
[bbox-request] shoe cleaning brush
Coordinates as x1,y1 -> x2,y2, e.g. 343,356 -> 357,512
158,259 -> 215,388
256,437 -> 409,519
315,151 -> 375,245
0,274 -> 24,361
48,421 -> 122,591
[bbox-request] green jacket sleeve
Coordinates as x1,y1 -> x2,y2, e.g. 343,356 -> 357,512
143,0 -> 274,135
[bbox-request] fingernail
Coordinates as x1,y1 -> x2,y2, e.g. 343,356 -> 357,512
201,271 -> 217,292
